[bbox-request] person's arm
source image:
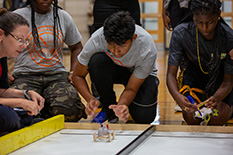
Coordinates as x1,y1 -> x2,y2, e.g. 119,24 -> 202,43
68,41 -> 83,83
162,0 -> 172,31
205,74 -> 233,109
166,65 -> 197,113
8,73 -> 14,85
0,88 -> 45,115
109,74 -> 145,122
166,65 -> 185,107
118,74 -> 145,106
0,88 -> 24,98
72,60 -> 100,116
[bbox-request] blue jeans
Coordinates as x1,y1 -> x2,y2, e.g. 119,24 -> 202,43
88,53 -> 159,124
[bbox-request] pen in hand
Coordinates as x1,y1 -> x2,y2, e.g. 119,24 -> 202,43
187,95 -> 202,116
23,90 -> 41,115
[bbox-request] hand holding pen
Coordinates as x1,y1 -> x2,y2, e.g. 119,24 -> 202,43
14,90 -> 45,116
187,95 -> 202,116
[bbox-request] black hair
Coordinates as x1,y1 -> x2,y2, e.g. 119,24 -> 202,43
190,0 -> 221,16
191,0 -> 222,96
25,0 -> 62,53
0,8 -> 29,34
103,11 -> 135,45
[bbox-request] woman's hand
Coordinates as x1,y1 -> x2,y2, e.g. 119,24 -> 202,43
28,90 -> 45,110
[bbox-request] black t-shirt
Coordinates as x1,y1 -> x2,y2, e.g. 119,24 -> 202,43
168,21 -> 233,91
0,57 -> 9,89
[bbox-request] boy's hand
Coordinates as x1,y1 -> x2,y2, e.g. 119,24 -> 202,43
85,98 -> 100,116
109,104 -> 129,122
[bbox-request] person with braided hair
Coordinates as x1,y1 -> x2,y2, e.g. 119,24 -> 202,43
8,0 -> 87,122
0,8 -> 44,136
167,0 -> 233,125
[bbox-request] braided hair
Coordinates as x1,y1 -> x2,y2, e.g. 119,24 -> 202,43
190,0 -> 222,96
25,0 -> 62,54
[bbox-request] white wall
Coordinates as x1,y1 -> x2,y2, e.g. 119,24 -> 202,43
61,0 -> 90,44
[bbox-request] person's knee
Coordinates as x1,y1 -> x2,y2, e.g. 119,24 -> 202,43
207,102 -> 231,125
89,52 -> 111,68
0,107 -> 21,132
184,117 -> 201,125
0,116 -> 21,132
129,106 -> 156,124
133,116 -> 155,124
52,106 -> 86,122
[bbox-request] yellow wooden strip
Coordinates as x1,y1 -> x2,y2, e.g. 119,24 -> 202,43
0,115 -> 64,155
64,123 -> 233,134
64,123 -> 150,131
156,125 -> 233,133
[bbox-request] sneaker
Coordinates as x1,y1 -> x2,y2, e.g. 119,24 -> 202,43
174,104 -> 182,112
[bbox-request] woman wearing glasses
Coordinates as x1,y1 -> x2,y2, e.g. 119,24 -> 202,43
9,0 -> 86,122
0,8 -> 44,136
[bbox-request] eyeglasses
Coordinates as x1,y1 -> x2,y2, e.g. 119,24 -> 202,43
6,31 -> 29,46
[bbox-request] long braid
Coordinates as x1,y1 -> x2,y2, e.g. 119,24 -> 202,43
30,0 -> 41,50
52,0 -> 57,54
52,0 -> 63,54
190,0 -> 222,97
25,0 -> 63,54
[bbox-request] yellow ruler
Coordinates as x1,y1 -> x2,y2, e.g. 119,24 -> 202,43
0,115 -> 64,155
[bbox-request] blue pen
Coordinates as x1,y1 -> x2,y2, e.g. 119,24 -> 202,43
187,95 -> 202,116
187,95 -> 195,104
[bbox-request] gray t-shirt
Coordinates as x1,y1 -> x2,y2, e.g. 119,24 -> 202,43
13,6 -> 82,73
78,25 -> 158,79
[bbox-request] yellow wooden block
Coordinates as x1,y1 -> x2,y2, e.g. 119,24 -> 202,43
0,115 -> 64,155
